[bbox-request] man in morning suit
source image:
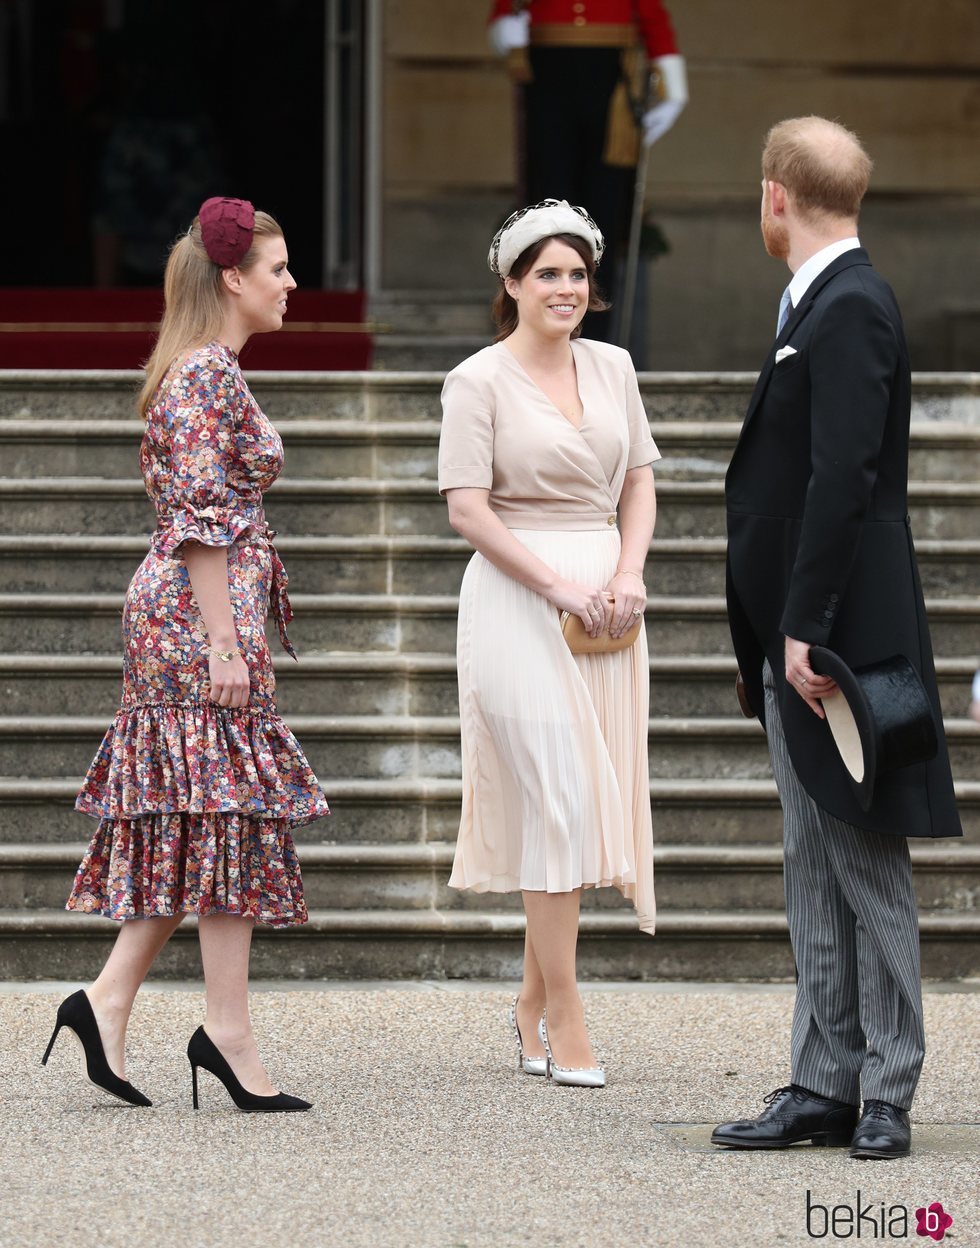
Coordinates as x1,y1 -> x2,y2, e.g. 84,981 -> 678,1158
712,117 -> 962,1160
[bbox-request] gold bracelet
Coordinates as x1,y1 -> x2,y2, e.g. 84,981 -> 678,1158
208,647 -> 238,663
616,569 -> 645,581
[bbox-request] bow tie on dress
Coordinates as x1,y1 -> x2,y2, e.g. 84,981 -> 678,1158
255,525 -> 296,660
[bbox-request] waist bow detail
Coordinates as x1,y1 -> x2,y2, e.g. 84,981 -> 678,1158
153,513 -> 297,660
260,525 -> 297,660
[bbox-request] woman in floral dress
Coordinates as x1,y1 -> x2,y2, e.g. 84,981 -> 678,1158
44,198 -> 328,1112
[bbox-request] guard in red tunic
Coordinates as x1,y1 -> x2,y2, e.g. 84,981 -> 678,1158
488,1 -> 688,339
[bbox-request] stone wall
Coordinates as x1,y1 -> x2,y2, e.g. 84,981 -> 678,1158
380,0 -> 980,368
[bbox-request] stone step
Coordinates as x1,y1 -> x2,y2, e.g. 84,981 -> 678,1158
4,476 -> 979,540
373,337 -> 493,373
0,421 -> 446,483
0,712 -> 759,780
2,591 -> 979,658
3,368 -> 976,984
2,370 -> 977,425
1,905 -> 976,980
0,775 -> 459,845
0,593 -> 736,655
0,651 -> 975,722
2,714 -> 978,783
6,841 -> 979,914
1,533 -> 977,599
5,419 -> 980,482
370,295 -> 496,338
4,777 -> 978,847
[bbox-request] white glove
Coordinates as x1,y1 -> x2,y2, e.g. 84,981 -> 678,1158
642,99 -> 685,146
642,53 -> 688,147
489,14 -> 530,56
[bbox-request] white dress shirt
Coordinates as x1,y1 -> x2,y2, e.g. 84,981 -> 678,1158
787,237 -> 861,310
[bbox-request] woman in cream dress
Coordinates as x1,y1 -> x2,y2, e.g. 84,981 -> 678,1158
439,200 -> 658,1085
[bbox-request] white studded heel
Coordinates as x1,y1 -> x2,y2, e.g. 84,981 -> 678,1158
509,996 -> 547,1076
541,1010 -> 606,1088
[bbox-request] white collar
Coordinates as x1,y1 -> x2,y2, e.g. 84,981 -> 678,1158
788,237 -> 861,307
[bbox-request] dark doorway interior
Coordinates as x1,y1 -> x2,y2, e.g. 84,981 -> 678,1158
2,0 -> 329,292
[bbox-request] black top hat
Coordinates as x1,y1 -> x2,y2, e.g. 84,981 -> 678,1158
808,647 -> 939,811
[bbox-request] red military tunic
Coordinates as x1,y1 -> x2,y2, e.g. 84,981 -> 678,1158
488,0 -> 679,58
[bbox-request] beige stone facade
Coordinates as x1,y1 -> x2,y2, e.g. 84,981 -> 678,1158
379,0 -> 980,368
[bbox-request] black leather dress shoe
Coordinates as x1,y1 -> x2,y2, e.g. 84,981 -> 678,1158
711,1085 -> 859,1149
849,1100 -> 911,1159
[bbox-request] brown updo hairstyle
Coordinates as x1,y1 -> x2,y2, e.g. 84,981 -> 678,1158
492,232 -> 609,342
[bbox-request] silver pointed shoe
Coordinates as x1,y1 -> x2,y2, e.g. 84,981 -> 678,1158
509,996 -> 547,1076
541,1009 -> 606,1088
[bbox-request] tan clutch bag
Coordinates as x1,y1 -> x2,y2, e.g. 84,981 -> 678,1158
560,607 -> 642,655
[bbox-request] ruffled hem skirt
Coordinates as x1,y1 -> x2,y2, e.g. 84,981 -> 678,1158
70,700 -> 329,927
67,812 -> 307,927
449,529 -> 655,934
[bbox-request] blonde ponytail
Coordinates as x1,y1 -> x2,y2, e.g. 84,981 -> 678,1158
138,210 -> 283,417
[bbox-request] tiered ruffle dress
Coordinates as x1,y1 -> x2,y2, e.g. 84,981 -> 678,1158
438,339 -> 659,934
67,342 -> 329,927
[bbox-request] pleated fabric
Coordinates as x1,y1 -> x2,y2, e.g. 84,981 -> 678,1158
449,528 -> 655,934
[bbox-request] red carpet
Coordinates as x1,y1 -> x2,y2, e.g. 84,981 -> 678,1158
0,289 -> 372,370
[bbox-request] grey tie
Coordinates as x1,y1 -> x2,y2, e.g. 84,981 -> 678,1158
777,286 -> 793,336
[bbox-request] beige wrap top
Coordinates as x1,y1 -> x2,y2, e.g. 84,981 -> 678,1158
438,338 -> 660,529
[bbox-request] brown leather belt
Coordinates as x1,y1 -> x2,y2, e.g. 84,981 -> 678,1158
530,22 -> 637,48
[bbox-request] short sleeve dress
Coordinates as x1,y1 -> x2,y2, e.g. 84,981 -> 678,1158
67,342 -> 329,927
438,338 -> 660,933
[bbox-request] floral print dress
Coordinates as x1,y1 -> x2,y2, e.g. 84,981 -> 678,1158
68,342 -> 328,927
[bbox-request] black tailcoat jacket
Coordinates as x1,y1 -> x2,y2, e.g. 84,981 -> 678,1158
725,248 -> 962,839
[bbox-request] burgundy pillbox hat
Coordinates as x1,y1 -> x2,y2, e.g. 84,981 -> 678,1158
199,197 -> 255,267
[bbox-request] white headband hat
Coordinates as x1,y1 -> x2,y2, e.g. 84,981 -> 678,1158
488,198 -> 605,278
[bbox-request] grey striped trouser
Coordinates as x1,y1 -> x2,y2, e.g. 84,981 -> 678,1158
763,663 -> 925,1110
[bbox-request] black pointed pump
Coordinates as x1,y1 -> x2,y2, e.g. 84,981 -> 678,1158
187,1026 -> 312,1113
42,989 -> 152,1107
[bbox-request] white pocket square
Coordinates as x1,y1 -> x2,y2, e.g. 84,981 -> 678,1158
775,345 -> 798,363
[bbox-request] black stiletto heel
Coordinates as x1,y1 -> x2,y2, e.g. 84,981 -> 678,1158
186,1027 -> 311,1114
41,1019 -> 63,1066
41,989 -> 151,1107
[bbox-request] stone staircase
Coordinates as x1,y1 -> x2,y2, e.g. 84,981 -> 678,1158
0,369 -> 978,981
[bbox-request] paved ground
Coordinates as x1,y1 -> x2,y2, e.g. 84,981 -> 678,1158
0,981 -> 976,1248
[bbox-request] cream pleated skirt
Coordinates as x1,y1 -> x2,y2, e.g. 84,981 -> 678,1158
450,528 -> 655,934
